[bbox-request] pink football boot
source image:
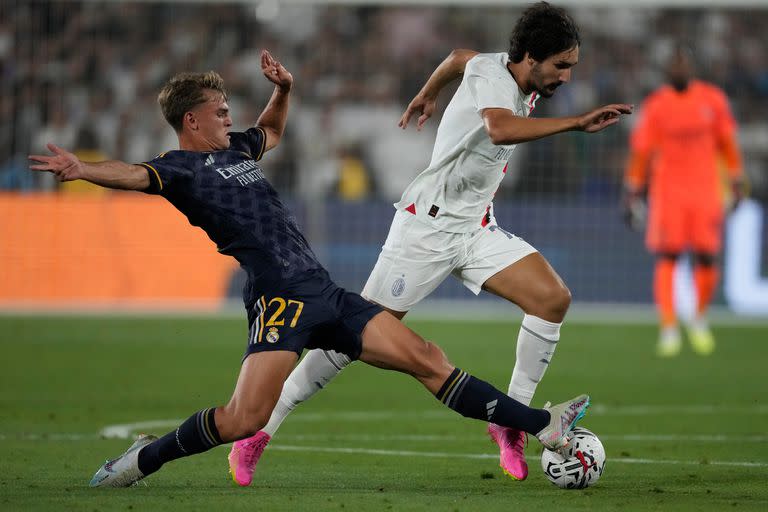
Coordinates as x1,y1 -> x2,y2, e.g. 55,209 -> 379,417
488,424 -> 528,480
228,431 -> 271,486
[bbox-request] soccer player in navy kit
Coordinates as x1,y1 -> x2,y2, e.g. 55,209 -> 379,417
29,50 -> 589,488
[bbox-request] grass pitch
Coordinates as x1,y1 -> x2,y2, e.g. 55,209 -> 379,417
1,315 -> 766,511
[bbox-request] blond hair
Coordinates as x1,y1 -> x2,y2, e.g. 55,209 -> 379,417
157,71 -> 228,132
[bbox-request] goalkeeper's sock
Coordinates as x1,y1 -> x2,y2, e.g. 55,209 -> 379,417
137,408 -> 222,476
508,315 -> 560,406
654,259 -> 676,328
694,264 -> 719,317
262,349 -> 350,437
435,368 -> 549,434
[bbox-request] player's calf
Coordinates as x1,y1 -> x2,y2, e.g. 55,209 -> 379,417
216,404 -> 272,441
433,367 -> 590,451
435,368 -> 550,434
135,408 -> 225,477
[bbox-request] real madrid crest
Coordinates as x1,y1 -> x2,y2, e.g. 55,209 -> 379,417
266,327 -> 280,343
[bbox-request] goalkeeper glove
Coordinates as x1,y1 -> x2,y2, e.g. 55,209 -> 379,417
622,187 -> 647,232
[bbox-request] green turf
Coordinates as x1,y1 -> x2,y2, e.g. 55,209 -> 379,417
1,316 -> 767,511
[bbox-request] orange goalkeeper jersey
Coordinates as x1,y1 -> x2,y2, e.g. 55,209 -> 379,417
627,80 -> 741,205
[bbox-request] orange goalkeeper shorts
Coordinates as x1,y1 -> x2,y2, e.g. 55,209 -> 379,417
646,198 -> 724,255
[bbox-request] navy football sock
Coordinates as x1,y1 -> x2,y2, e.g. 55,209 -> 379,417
137,407 -> 222,476
435,368 -> 549,434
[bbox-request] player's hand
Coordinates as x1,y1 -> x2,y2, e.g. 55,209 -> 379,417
28,143 -> 85,181
261,50 -> 293,92
399,92 -> 437,131
577,104 -> 633,133
730,177 -> 746,211
621,187 -> 646,232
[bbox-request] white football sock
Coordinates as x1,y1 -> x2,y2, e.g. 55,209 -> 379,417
261,349 -> 351,436
508,314 -> 561,406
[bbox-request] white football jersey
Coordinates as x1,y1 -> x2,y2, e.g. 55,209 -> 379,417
395,52 -> 539,233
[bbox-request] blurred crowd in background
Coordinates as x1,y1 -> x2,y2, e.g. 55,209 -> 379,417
2,1 -> 767,202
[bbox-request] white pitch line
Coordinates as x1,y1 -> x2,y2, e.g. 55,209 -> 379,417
280,404 -> 768,418
2,432 -> 766,469
100,420 -> 184,439
0,433 -> 98,441
267,445 -> 768,468
95,404 -> 768,438
589,404 -> 768,416
269,404 -> 768,420
603,457 -> 768,468
603,434 -> 768,442
265,433 -> 768,443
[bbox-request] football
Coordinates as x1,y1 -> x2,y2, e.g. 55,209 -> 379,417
541,427 -> 606,489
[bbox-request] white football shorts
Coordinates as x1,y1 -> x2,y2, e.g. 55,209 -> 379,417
362,209 -> 538,311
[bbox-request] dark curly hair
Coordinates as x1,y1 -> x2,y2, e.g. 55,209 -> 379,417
508,2 -> 580,64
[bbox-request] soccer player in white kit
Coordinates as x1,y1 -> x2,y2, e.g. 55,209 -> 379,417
229,1 -> 632,484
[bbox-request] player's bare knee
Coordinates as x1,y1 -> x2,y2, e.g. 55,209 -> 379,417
553,284 -> 571,316
536,282 -> 571,322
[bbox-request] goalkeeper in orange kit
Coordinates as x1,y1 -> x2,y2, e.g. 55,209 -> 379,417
623,44 -> 744,357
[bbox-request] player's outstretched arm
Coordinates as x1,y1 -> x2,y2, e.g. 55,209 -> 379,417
28,143 -> 149,190
482,103 -> 633,145
256,50 -> 293,152
399,49 -> 478,131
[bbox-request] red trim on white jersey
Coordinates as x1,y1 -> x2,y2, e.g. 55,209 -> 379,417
480,205 -> 492,227
528,91 -> 539,113
404,162 -> 505,227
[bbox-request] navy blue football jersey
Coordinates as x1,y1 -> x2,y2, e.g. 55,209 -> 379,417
139,127 -> 323,305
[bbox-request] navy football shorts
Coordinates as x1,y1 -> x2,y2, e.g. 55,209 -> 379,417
244,270 -> 382,360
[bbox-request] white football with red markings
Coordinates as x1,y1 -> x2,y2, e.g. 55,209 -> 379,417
541,426 -> 606,489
